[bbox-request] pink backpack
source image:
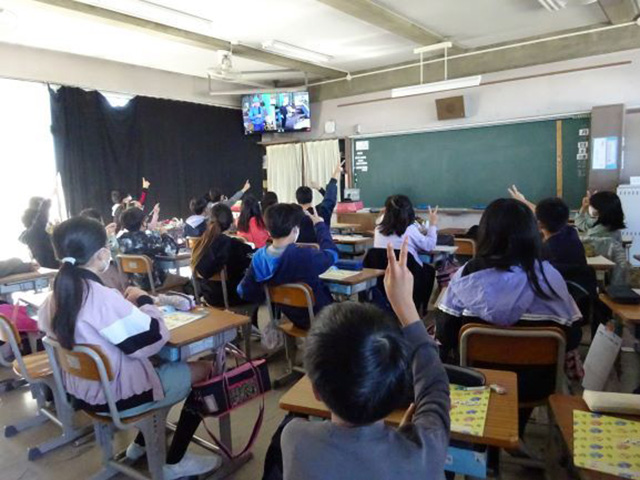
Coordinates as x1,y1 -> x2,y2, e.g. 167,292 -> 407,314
0,304 -> 39,333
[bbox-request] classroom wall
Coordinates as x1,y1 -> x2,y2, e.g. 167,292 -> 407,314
0,42 -> 240,109
268,48 -> 640,182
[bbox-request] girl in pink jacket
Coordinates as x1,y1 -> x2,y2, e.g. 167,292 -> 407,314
38,216 -> 219,480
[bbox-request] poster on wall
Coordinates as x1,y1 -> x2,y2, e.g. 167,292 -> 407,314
591,136 -> 619,170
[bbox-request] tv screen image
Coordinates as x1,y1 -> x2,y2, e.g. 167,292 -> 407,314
242,91 -> 310,135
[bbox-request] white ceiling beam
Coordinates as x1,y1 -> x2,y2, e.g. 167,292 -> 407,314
30,0 -> 346,78
315,0 -> 451,47
598,0 -> 639,24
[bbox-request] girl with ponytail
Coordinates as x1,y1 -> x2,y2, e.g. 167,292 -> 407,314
192,203 -> 254,309
39,217 -> 220,479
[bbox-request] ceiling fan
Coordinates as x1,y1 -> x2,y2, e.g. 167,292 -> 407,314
207,48 -> 299,88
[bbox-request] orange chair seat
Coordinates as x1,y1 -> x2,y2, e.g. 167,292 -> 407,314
279,320 -> 308,339
13,351 -> 52,379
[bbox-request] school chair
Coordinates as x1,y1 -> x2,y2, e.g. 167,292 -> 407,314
0,315 -> 90,460
264,283 -> 315,388
459,323 -> 567,466
185,236 -> 200,251
454,238 -> 476,257
43,336 -> 174,480
117,254 -> 186,296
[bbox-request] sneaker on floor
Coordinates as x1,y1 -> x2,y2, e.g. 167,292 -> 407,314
125,441 -> 146,462
163,452 -> 222,480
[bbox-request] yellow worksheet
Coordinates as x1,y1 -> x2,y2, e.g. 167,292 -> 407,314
573,410 -> 640,479
449,385 -> 491,436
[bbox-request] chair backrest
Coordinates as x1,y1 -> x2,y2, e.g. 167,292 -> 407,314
116,254 -> 155,295
42,337 -> 129,428
186,236 -> 201,250
0,314 -> 22,369
264,283 -> 316,324
459,323 -> 566,395
296,243 -> 320,250
205,267 -> 230,310
454,238 -> 477,257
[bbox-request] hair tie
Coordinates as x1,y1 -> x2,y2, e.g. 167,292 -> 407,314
61,257 -> 76,265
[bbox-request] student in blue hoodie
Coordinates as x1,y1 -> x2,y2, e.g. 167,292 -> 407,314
237,203 -> 338,329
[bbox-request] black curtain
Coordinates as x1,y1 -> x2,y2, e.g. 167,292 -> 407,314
49,87 -> 263,220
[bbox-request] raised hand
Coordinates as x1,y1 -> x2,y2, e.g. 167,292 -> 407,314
142,177 -> 151,189
428,206 -> 439,227
384,237 -> 419,326
242,180 -> 251,193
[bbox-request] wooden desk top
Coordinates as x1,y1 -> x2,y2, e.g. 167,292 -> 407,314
0,268 -> 57,285
587,256 -> 616,271
280,369 -> 519,449
439,228 -> 468,237
598,294 -> 640,325
167,307 -> 250,347
320,268 -> 385,286
332,235 -> 374,245
332,223 -> 361,230
549,394 -> 640,480
156,252 -> 192,261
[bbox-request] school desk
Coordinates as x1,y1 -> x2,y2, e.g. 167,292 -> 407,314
155,252 -> 191,275
279,369 -> 519,449
549,394 -> 640,480
418,245 -> 459,264
319,268 -> 384,299
586,256 -> 616,271
0,269 -> 57,298
331,235 -> 374,257
331,223 -> 361,234
160,306 -> 252,478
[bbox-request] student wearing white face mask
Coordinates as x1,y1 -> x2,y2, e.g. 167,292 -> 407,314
237,204 -> 339,330
38,217 -> 221,480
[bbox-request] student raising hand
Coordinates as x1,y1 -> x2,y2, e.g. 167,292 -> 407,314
384,238 -> 420,326
508,185 -> 535,212
332,161 -> 345,180
242,180 -> 251,193
305,207 -> 324,225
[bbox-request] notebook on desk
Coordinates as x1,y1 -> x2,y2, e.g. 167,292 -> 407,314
163,310 -> 208,330
320,269 -> 360,282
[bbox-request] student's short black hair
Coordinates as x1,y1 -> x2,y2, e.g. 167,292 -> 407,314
379,195 -> 415,237
590,191 -> 626,231
535,198 -> 569,234
264,203 -> 305,239
261,191 -> 279,212
190,197 -> 208,216
111,190 -> 125,205
295,186 -> 313,205
120,207 -> 146,232
79,208 -> 104,224
305,302 -> 409,425
209,188 -> 223,203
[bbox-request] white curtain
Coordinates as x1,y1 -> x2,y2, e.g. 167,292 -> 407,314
266,143 -> 303,203
303,140 -> 341,205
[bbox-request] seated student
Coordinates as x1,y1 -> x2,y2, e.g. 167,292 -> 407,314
236,194 -> 269,248
280,240 -> 450,480
184,197 -> 208,238
237,204 -> 338,330
192,204 -> 254,308
507,187 -> 587,269
118,207 -> 179,290
295,162 -> 341,244
575,190 -> 628,285
19,198 -> 59,269
37,217 -> 219,479
261,191 -> 279,212
373,195 -> 438,266
207,180 -> 251,210
111,178 -> 151,219
435,198 -> 582,434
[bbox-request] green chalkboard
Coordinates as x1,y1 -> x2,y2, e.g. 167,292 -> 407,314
353,116 -> 590,210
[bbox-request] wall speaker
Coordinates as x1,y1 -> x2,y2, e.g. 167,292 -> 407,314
436,96 -> 466,121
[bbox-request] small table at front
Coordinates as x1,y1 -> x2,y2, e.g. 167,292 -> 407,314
549,394 -> 640,480
280,369 -> 519,475
155,252 -> 192,275
320,268 -> 385,299
158,307 -> 251,479
332,235 -> 373,257
0,269 -> 57,299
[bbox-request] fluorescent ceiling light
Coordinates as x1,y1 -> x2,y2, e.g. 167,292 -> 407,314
262,40 -> 333,64
413,42 -> 453,55
391,75 -> 482,98
537,0 -> 567,11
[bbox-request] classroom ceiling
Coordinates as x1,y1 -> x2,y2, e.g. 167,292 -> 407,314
0,0 -> 638,98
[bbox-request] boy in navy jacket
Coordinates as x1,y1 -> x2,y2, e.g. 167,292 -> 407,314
237,203 -> 338,329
